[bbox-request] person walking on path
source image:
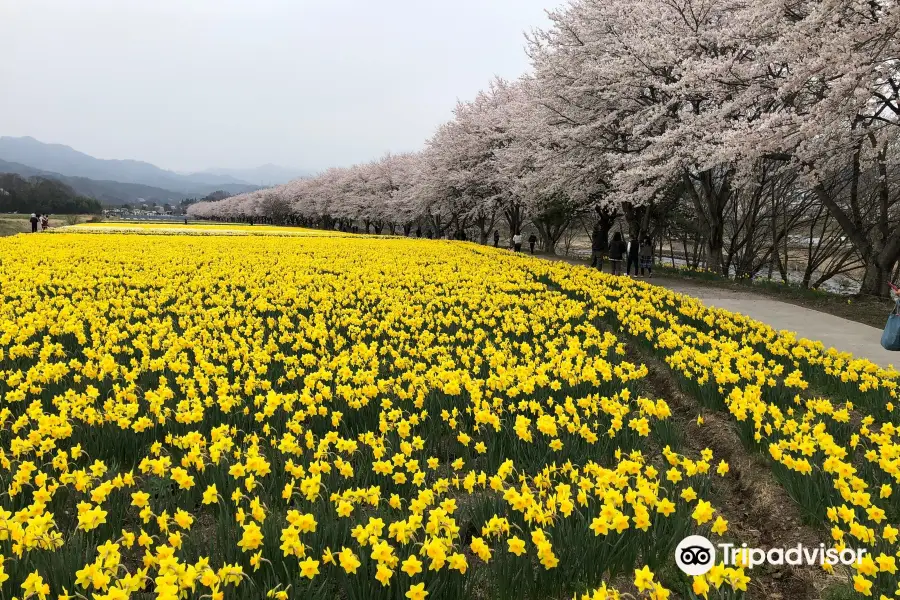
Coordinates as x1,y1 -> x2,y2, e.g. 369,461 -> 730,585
590,227 -> 607,271
29,213 -> 38,233
626,234 -> 640,276
640,237 -> 654,277
41,214 -> 49,231
528,233 -> 537,254
883,282 -> 900,351
608,232 -> 626,275
512,232 -> 523,252
493,230 -> 500,248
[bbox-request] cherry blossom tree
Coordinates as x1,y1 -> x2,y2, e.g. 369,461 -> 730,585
415,79 -> 523,243
713,0 -> 900,294
532,0 -> 748,269
190,0 -> 899,291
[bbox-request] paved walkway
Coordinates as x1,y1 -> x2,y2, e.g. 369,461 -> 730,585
654,277 -> 898,369
531,253 -> 897,368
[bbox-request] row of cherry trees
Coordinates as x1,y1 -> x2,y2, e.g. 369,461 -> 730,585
189,0 -> 900,295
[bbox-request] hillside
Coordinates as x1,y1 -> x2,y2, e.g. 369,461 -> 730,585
0,159 -> 187,205
0,136 -> 261,195
197,164 -> 308,186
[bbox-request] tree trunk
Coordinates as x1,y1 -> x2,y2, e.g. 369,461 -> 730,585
706,226 -> 725,275
474,215 -> 490,245
694,235 -> 706,269
860,260 -> 889,297
682,168 -> 732,276
504,202 -> 524,241
545,239 -> 556,255
592,206 -> 618,253
814,181 -> 900,297
801,263 -> 813,289
621,202 -> 644,238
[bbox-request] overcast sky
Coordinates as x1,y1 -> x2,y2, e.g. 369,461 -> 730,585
0,0 -> 555,173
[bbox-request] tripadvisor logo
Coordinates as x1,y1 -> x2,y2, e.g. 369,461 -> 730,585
675,535 -> 867,575
676,535 -> 716,576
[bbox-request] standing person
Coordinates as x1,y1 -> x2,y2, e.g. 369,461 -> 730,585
512,231 -> 523,252
29,213 -> 38,233
36,213 -> 44,232
493,230 -> 500,248
528,233 -> 537,254
608,232 -> 626,275
41,214 -> 50,231
640,237 -> 654,277
626,234 -> 640,276
590,227 -> 607,271
883,283 -> 900,351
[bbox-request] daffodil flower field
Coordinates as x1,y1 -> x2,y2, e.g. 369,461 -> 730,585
0,229 -> 897,600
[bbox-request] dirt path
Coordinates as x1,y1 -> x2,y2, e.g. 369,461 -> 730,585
631,348 -> 840,599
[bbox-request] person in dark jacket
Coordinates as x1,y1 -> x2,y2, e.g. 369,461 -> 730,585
608,232 -> 626,275
493,230 -> 500,247
640,237 -> 654,277
528,233 -> 538,254
626,234 -> 640,276
590,227 -> 607,271
30,213 -> 39,233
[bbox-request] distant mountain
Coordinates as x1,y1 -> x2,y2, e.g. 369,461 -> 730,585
0,158 -> 188,205
0,159 -> 43,179
197,164 -> 308,186
0,136 -> 261,195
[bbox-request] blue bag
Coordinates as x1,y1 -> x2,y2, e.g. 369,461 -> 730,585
882,301 -> 900,351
